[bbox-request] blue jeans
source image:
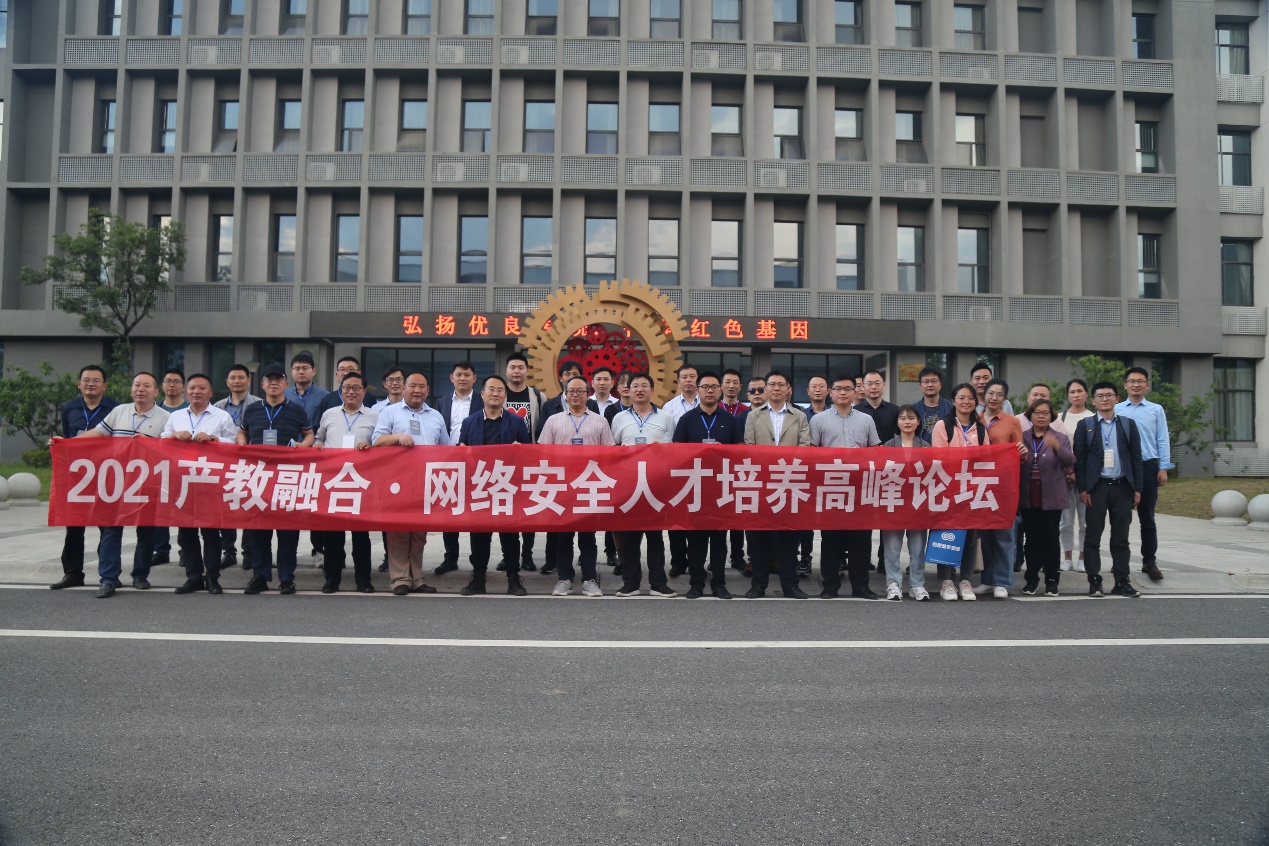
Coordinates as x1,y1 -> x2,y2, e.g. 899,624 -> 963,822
882,529 -> 928,589
97,526 -> 157,586
978,525 -> 1017,588
247,529 -> 299,584
153,526 -> 171,557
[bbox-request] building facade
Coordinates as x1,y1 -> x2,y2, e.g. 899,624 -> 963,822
0,0 -> 1264,472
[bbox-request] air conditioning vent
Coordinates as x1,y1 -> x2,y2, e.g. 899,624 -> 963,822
903,178 -> 929,192
970,67 -> 991,79
436,162 -> 466,181
240,292 -> 269,311
307,162 -> 336,181
502,45 -> 529,64
189,163 -> 211,183
189,45 -> 218,63
756,52 -> 783,71
499,162 -> 530,182
313,44 -> 341,63
437,45 -> 465,63
757,168 -> 788,188
694,49 -> 720,69
631,164 -> 662,183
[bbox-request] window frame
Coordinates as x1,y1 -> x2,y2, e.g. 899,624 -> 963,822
711,104 -> 743,157
211,213 -> 234,283
895,1 -> 922,47
1219,130 -> 1252,186
712,0 -> 741,39
835,223 -> 864,291
462,100 -> 492,153
526,0 -> 557,35
395,214 -> 424,284
214,100 -> 239,153
1137,233 -> 1162,299
896,110 -> 925,163
521,216 -> 553,286
404,0 -> 432,34
957,227 -> 990,294
648,103 -> 681,155
953,4 -> 985,51
835,1 -> 862,45
155,99 -> 178,154
773,106 -> 804,159
220,0 -> 244,35
281,0 -> 306,35
97,99 -> 117,154
1213,358 -> 1256,441
773,221 -> 803,289
334,214 -> 360,282
1132,13 -> 1155,59
834,108 -> 865,161
339,99 -> 364,153
342,0 -> 369,35
162,0 -> 183,36
523,100 -> 556,154
772,0 -> 804,42
588,0 -> 620,36
648,218 -> 680,287
276,100 -> 302,153
711,219 -> 741,288
584,217 -> 617,285
272,213 -> 297,283
398,99 -> 427,151
586,102 -> 619,155
649,0 -> 680,38
100,0 -> 122,36
955,113 -> 986,167
1221,239 -> 1254,307
459,215 -> 490,285
464,0 -> 494,35
897,225 -> 924,292
1216,23 -> 1249,75
1135,121 -> 1158,174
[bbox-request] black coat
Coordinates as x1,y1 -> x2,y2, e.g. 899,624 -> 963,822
1073,415 -> 1144,494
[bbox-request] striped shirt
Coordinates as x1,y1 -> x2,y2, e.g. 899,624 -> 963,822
95,404 -> 170,439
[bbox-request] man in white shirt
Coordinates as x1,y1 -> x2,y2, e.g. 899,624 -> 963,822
435,360 -> 483,577
213,363 -> 262,571
589,366 -> 619,414
661,363 -> 700,576
314,370 -> 379,594
372,366 -> 406,411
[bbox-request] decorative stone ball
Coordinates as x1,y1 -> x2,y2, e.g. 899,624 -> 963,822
1210,490 -> 1248,526
0,476 -> 8,509
5,472 -> 42,505
1247,494 -> 1269,531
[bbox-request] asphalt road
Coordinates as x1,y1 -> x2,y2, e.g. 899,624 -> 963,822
1,590 -> 1266,846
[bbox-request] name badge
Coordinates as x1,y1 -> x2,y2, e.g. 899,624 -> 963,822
635,437 -> 647,444
702,438 -> 717,445
263,429 -> 278,446
570,437 -> 584,445
341,434 -> 356,449
1103,449 -> 1115,469
409,419 -> 422,436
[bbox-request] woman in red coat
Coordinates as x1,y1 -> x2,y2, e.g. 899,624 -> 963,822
1019,398 -> 1076,596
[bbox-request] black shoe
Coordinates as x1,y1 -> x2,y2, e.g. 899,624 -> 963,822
220,551 -> 237,569
392,585 -> 410,596
321,579 -> 339,594
784,587 -> 810,599
241,558 -> 252,570
410,583 -> 437,594
818,590 -> 839,599
207,579 -> 223,595
377,559 -> 389,573
521,558 -> 537,573
460,579 -> 486,596
1111,581 -> 1141,598
131,578 -> 151,590
1022,579 -> 1039,596
730,559 -> 745,571
796,562 -> 812,578
96,583 -> 116,599
174,579 -> 205,595
356,582 -> 375,594
742,564 -> 753,578
612,563 -> 623,577
712,586 -> 733,599
244,577 -> 268,595
851,588 -> 881,600
1044,581 -> 1059,597
668,566 -> 687,579
433,560 -> 459,576
744,587 -> 765,599
279,581 -> 296,595
1142,561 -> 1164,581
606,556 -> 619,570
495,559 -> 508,572
150,553 -> 169,566
1088,579 -> 1104,598
684,587 -> 704,599
50,573 -> 86,590
540,562 -> 556,575
507,576 -> 528,597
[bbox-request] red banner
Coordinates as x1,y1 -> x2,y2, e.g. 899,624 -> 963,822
49,439 -> 1019,532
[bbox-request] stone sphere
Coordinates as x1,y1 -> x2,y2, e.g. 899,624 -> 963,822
5,472 -> 42,504
0,476 -> 8,508
1247,494 -> 1269,531
1210,489 -> 1248,526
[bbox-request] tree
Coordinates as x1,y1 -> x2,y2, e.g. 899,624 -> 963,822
20,210 -> 186,376
0,363 -> 81,448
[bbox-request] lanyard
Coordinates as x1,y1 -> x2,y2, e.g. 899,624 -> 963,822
960,423 -> 974,444
1100,417 -> 1116,449
187,409 -> 209,432
1029,431 -> 1044,463
568,413 -> 588,438
227,401 -> 244,425
342,409 -> 362,431
81,403 -> 104,431
701,411 -> 718,440
263,403 -> 283,429
629,408 -> 651,433
131,410 -> 149,434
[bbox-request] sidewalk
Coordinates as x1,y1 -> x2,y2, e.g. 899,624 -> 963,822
3,504 -> 1267,594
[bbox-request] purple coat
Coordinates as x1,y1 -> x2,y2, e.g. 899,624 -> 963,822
1018,429 -> 1075,510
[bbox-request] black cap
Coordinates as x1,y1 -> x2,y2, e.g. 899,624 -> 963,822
290,350 -> 315,367
262,362 -> 287,379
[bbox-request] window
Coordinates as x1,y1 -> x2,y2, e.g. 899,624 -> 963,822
953,5 -> 985,50
1222,240 -> 1254,307
711,220 -> 741,287
585,218 -> 617,284
1137,233 -> 1161,298
465,0 -> 494,34
272,214 -> 297,283
835,1 -> 861,44
1017,8 -> 1043,52
396,215 -> 424,283
462,100 -> 491,153
835,109 -> 865,160
773,107 -> 804,159
522,217 -> 553,285
648,104 -> 680,155
1216,23 -> 1249,75
459,216 -> 489,284
281,0 -> 305,35
650,0 -> 680,38
0,1 -> 7,45
835,224 -> 864,291
649,219 -> 679,287
0,101 -> 4,163
1214,359 -> 1255,441
586,102 -> 618,154
895,2 -> 921,47
955,114 -> 985,166
1135,122 -> 1158,173
1219,131 -> 1251,186
221,0 -> 244,34
151,215 -> 172,284
211,214 -> 233,282
340,100 -> 364,152
774,221 -> 802,289
524,101 -> 555,153
100,0 -> 122,35
335,215 -> 360,282
1133,14 -> 1155,59
773,0 -> 803,42
713,0 -> 741,39
896,111 -> 925,162
162,0 -> 183,35
97,100 -> 116,154
404,0 -> 431,34
343,0 -> 369,35
589,0 -> 619,36
214,100 -> 239,152
399,100 -> 427,150
156,100 -> 177,154
276,100 -> 301,152
957,228 -> 989,293
897,225 -> 924,291
711,105 -> 743,156
526,0 -> 557,34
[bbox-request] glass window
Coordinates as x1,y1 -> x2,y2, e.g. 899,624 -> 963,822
650,0 -> 680,38
465,0 -> 494,34
713,0 -> 741,39
156,100 -> 177,153
1222,240 -> 1254,307
1213,359 -> 1255,441
524,101 -> 555,153
522,217 -> 553,285
0,101 -> 5,163
0,1 -> 8,45
711,105 -> 743,156
773,107 -> 804,159
957,227 -> 989,293
896,111 -> 925,163
955,114 -> 985,166
335,214 -> 360,282
711,220 -> 741,287
1135,122 -> 1158,173
276,100 -> 301,152
897,225 -> 924,291
281,0 -> 306,35
953,5 -> 985,50
1133,14 -> 1155,59
101,0 -> 122,35
340,100 -> 364,152
773,0 -> 803,42
649,104 -> 681,155
835,224 -> 864,291
586,102 -> 618,155
895,2 -> 921,47
214,100 -> 238,152
771,353 -> 864,405
460,216 -> 489,284
835,1 -> 861,44
649,219 -> 679,287
273,214 -> 297,283
774,221 -> 802,289
396,215 -> 424,283
1137,233 -> 1161,299
162,0 -> 183,35
343,0 -> 368,34
405,0 -> 431,34
585,217 -> 617,285
462,100 -> 491,153
527,0 -> 557,34
1216,24 -> 1249,75
589,0 -> 619,36
211,214 -> 234,282
98,100 -> 116,154
221,0 -> 244,34
399,100 -> 427,151
1219,131 -> 1251,186
835,109 -> 865,161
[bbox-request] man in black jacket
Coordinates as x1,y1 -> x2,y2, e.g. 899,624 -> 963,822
434,360 -> 484,577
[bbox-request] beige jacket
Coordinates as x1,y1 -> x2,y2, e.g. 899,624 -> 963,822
743,404 -> 811,447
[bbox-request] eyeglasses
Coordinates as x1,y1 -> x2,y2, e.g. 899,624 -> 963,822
830,386 -> 854,392
699,384 -> 721,390
747,388 -> 765,394
919,379 -> 941,385
1093,393 -> 1118,400
342,385 -> 365,392
565,389 -> 588,395
766,382 -> 788,389
1125,380 -> 1148,385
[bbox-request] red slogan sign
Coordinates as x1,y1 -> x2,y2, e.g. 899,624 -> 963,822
49,440 -> 1020,533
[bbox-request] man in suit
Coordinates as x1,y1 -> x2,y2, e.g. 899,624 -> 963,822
435,360 -> 484,577
742,370 -> 811,599
1074,381 -> 1145,598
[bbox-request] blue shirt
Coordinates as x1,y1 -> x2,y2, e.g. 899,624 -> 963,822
61,396 -> 121,438
1115,397 -> 1173,469
284,384 -> 330,423
1099,416 -> 1123,479
371,402 -> 449,446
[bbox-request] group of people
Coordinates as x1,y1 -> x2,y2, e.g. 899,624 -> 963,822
49,352 -> 1172,602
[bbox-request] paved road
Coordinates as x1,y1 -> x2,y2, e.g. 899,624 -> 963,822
1,590 -> 1266,846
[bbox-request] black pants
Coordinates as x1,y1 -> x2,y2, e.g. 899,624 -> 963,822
820,530 -> 872,593
470,533 -> 521,578
687,530 -> 728,591
552,532 -> 597,583
220,528 -> 238,556
749,530 -> 800,594
442,531 -> 461,565
729,529 -> 746,564
177,527 -> 222,582
617,531 -> 668,589
60,526 -> 87,576
604,531 -> 616,562
1137,458 -> 1160,563
520,532 -> 536,563
1083,479 -> 1134,582
314,530 -> 371,586
797,530 -> 814,563
1021,508 -> 1062,585
668,530 -> 689,571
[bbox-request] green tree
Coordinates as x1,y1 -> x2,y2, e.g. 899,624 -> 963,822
0,363 -> 81,448
19,210 -> 186,376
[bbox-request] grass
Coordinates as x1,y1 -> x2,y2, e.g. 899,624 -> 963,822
0,464 -> 53,502
1157,477 -> 1269,520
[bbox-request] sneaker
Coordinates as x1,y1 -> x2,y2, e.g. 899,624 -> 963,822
1022,580 -> 1039,596
885,582 -> 903,601
1044,582 -> 1059,597
131,578 -> 151,590
1111,581 -> 1141,598
648,585 -> 678,598
460,579 -> 486,596
521,558 -> 538,573
551,580 -> 573,596
279,581 -> 296,595
244,577 -> 268,595
495,560 -> 508,572
1074,559 -> 1086,573
312,551 -> 324,569
993,586 -> 1009,600
939,580 -> 958,601
713,586 -> 733,599
615,584 -> 642,597
1060,558 -> 1072,572
1088,581 -> 1104,598
378,558 -> 389,573
507,576 -> 528,597
910,586 -> 931,601
971,582 -> 995,595
959,580 -> 977,601
540,563 -> 556,575
581,579 -> 603,597
684,587 -> 703,599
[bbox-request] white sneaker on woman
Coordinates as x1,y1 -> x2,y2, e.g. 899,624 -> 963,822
993,586 -> 1009,600
910,586 -> 931,601
959,580 -> 977,601
1074,559 -> 1086,573
939,580 -> 958,601
1060,558 -> 1073,572
886,582 -> 903,601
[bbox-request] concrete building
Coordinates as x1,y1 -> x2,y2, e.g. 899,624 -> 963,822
0,0 -> 1264,473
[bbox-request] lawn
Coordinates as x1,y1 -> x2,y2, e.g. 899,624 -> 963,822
0,464 -> 52,502
1157,477 -> 1269,520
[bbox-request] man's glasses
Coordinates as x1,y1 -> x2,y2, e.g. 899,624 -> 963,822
747,388 -> 765,394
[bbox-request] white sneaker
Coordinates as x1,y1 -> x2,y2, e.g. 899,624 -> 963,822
551,580 -> 573,596
939,580 -> 958,601
993,586 -> 1009,600
972,582 -> 995,595
910,586 -> 931,601
1074,559 -> 1086,573
312,551 -> 324,569
581,579 -> 603,597
959,580 -> 977,601
886,582 -> 903,601
1060,559 -> 1073,572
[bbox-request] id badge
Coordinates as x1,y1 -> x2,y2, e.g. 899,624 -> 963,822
702,438 -> 717,445
1103,449 -> 1115,469
341,434 -> 356,449
263,429 -> 278,446
570,437 -> 584,445
409,419 -> 422,436
635,436 -> 647,444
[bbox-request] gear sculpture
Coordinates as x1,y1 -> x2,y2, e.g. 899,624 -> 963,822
518,279 -> 689,406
